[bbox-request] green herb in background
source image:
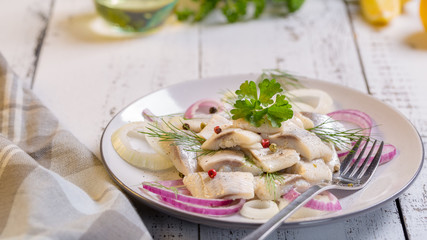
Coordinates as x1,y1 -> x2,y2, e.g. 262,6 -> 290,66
175,0 -> 305,23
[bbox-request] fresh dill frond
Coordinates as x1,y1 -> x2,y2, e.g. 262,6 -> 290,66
261,172 -> 286,199
219,89 -> 237,118
309,119 -> 372,150
139,119 -> 208,154
259,69 -> 304,90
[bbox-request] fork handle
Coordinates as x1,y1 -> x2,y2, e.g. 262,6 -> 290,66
243,185 -> 324,240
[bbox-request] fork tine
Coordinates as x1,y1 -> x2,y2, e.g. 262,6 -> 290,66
344,138 -> 370,178
358,141 -> 384,181
353,140 -> 377,178
340,137 -> 363,174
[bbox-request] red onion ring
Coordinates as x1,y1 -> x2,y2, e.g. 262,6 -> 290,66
341,143 -> 397,165
142,108 -> 157,123
327,109 -> 373,136
158,196 -> 246,216
140,182 -> 234,207
184,99 -> 223,119
282,188 -> 342,211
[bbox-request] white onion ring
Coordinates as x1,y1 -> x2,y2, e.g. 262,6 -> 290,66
184,99 -> 223,119
239,200 -> 279,219
288,88 -> 334,114
111,122 -> 173,170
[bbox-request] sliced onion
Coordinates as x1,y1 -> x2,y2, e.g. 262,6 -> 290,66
341,142 -> 397,165
155,179 -> 184,187
184,99 -> 223,119
239,200 -> 279,219
158,196 -> 246,216
281,188 -> 342,211
288,88 -> 334,114
111,122 -> 173,170
142,108 -> 156,122
327,109 -> 373,136
141,182 -> 234,207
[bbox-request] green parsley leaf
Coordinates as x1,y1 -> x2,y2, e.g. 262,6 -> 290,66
230,79 -> 293,127
258,78 -> 283,106
236,80 -> 258,100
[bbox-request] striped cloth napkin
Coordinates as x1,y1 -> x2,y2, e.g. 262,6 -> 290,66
0,54 -> 152,240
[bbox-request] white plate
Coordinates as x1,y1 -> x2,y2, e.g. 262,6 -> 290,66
100,74 -> 424,228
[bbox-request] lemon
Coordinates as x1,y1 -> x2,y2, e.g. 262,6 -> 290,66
421,0 -> 427,31
360,0 -> 401,25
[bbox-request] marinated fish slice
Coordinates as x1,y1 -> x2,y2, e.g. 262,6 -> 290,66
201,128 -> 262,150
247,148 -> 300,173
254,174 -> 309,200
287,159 -> 332,183
235,161 -> 264,176
269,122 -> 332,161
198,114 -> 232,140
198,150 -> 263,175
183,172 -> 255,199
198,150 -> 246,171
326,142 -> 340,173
292,112 -> 314,129
159,141 -> 199,176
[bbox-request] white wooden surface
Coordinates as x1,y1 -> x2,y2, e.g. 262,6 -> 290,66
1,0 -> 426,239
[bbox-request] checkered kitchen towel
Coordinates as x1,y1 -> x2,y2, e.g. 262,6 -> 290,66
0,54 -> 152,239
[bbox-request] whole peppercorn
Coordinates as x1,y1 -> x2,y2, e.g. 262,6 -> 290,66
261,139 -> 270,148
182,123 -> 190,130
208,169 -> 217,178
209,107 -> 218,114
269,143 -> 277,152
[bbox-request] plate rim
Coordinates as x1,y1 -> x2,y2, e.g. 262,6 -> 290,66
99,74 -> 425,228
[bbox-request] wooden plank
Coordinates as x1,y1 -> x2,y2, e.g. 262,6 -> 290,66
0,0 -> 53,88
199,0 -> 366,90
348,0 -> 427,239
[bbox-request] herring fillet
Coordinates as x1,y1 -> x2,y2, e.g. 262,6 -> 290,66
254,174 -> 308,200
159,141 -> 199,175
201,128 -> 262,150
198,150 -> 246,172
247,148 -> 300,173
269,122 -> 333,161
183,172 -> 254,199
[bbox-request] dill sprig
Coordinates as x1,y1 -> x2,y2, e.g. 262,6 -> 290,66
308,119 -> 372,150
258,69 -> 304,90
261,172 -> 286,199
139,119 -> 216,156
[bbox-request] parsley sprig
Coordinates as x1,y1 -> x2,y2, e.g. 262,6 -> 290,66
230,79 -> 293,128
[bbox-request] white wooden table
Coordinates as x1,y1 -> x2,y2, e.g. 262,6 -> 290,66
2,0 -> 426,239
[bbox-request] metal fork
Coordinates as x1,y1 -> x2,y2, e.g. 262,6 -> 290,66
243,138 -> 384,240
